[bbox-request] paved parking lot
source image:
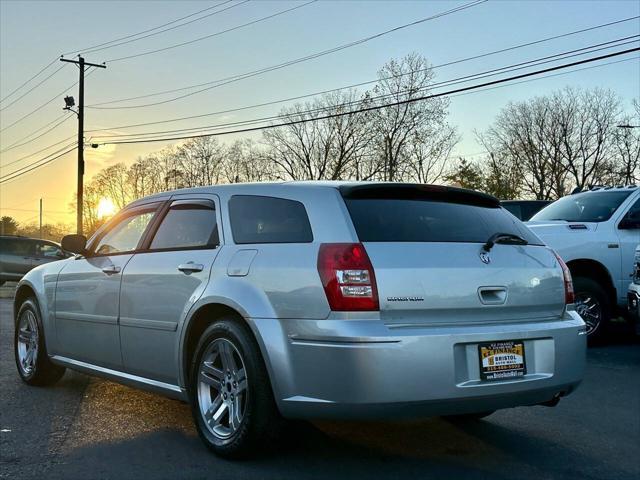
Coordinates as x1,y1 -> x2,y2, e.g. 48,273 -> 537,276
1,295 -> 639,480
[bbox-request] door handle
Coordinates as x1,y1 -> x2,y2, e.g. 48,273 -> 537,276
101,265 -> 121,275
178,262 -> 204,274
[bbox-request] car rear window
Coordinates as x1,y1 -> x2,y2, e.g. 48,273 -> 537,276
344,199 -> 542,244
229,195 -> 313,244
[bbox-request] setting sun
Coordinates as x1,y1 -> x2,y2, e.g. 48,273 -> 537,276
96,197 -> 116,219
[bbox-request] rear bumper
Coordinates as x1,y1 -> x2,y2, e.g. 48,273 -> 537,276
249,310 -> 587,419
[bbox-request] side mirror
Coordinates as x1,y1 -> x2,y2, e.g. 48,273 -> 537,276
619,218 -> 640,230
61,234 -> 87,254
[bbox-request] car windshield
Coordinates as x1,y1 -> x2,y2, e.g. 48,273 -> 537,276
531,191 -> 632,223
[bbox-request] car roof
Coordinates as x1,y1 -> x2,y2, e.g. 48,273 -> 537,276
129,181 -> 499,207
573,185 -> 638,194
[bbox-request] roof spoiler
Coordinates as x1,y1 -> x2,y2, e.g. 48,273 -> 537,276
338,183 -> 500,208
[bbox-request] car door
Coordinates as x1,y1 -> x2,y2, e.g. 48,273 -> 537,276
54,203 -> 160,369
119,196 -> 222,384
616,197 -> 640,303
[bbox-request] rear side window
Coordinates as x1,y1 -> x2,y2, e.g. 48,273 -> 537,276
150,201 -> 219,250
0,239 -> 33,256
229,195 -> 313,244
345,199 -> 542,245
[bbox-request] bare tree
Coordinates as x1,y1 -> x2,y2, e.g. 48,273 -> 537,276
262,90 -> 371,180
370,53 -> 455,182
175,137 -> 226,187
222,139 -> 277,183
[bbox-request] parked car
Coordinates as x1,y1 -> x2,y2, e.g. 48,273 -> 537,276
527,185 -> 640,340
627,244 -> 640,336
14,182 -> 586,457
0,235 -> 70,285
501,200 -> 551,221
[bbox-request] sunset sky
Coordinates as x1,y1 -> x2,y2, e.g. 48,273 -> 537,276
1,0 -> 639,225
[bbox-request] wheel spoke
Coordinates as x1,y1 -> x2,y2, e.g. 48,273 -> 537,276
230,396 -> 242,430
204,394 -> 223,423
220,342 -> 238,374
236,368 -> 247,393
212,401 -> 228,425
18,330 -> 31,344
200,362 -> 224,387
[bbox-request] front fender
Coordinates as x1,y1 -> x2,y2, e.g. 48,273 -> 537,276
14,259 -> 70,354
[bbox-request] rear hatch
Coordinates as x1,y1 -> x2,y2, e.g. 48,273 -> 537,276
340,184 -> 566,326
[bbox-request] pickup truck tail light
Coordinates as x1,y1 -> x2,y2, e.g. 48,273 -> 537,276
317,243 -> 379,311
552,250 -> 575,304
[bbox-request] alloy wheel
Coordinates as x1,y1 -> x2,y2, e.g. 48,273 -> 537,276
574,293 -> 602,336
197,338 -> 248,439
17,310 -> 39,375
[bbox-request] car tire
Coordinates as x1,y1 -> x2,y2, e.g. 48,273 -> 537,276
573,276 -> 610,342
189,318 -> 283,458
14,297 -> 66,386
445,410 -> 495,421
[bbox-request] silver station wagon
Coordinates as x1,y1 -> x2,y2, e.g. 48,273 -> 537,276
13,182 -> 586,457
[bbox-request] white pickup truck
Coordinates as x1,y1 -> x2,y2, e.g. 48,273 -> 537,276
527,186 -> 640,340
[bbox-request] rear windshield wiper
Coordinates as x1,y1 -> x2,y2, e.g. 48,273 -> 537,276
483,232 -> 528,252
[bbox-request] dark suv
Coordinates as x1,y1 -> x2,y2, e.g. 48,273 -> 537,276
0,236 -> 70,285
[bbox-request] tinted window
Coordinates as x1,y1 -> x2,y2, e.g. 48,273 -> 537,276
345,199 -> 542,244
531,191 -> 632,223
150,202 -> 219,250
94,211 -> 155,255
502,203 -> 523,220
229,195 -> 313,244
0,238 -> 33,256
36,242 -> 63,258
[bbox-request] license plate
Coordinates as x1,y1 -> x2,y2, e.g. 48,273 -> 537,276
478,341 -> 526,381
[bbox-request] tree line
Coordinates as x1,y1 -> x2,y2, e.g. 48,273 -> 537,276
4,53 -> 638,239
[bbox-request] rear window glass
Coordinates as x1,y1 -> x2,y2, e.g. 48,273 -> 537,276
531,191 -> 632,223
345,199 -> 542,245
229,195 -> 313,244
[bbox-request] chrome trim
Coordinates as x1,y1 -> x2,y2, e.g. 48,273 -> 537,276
56,311 -> 118,325
119,317 -> 178,331
51,355 -> 185,399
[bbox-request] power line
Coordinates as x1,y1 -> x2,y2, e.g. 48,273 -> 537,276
3,51 -> 637,186
83,1 -> 249,56
0,114 -> 73,154
0,57 -> 58,104
0,64 -> 68,112
0,66 -> 97,134
87,13 -> 638,110
0,135 -> 76,169
0,144 -> 77,184
94,47 -> 640,146
85,21 -> 640,134
66,1 -> 237,55
90,37 -> 639,140
87,0 -> 486,109
106,0 -> 318,63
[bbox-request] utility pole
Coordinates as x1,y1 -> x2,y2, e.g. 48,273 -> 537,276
60,56 -> 106,235
39,198 -> 42,239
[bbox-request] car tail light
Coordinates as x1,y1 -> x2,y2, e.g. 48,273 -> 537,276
552,250 -> 574,304
317,243 -> 379,311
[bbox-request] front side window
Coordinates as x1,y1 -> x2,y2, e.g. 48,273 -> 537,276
150,201 -> 219,250
229,195 -> 313,244
94,210 -> 156,255
531,191 -> 632,223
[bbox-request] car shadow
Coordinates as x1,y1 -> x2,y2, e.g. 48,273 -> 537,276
44,412 -> 612,480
